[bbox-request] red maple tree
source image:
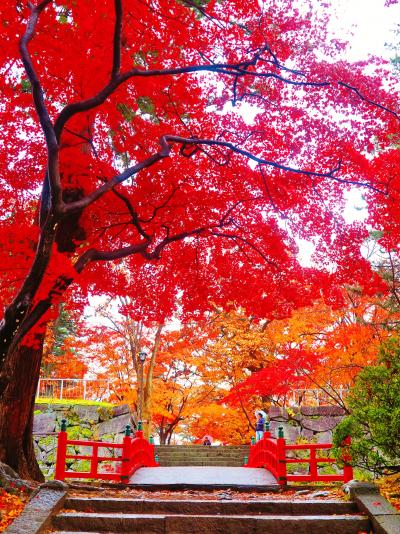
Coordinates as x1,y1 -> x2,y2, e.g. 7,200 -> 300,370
0,0 -> 398,478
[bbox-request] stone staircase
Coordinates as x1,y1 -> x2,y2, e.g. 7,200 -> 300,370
155,445 -> 249,466
51,494 -> 371,533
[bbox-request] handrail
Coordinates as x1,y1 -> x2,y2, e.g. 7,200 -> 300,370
55,420 -> 158,483
246,427 -> 352,485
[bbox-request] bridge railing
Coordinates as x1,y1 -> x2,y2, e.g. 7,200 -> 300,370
55,420 -> 158,483
246,425 -> 353,485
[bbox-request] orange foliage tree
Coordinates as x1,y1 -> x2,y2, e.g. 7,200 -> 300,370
221,288 -> 397,411
41,302 -> 87,379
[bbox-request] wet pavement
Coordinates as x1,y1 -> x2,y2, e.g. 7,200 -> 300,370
129,466 -> 278,486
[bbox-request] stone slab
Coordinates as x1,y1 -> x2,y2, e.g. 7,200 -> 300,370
5,487 -> 66,534
129,466 -> 278,486
54,512 -> 165,533
371,514 -> 400,534
356,491 -> 398,516
64,497 -> 357,516
54,512 -> 369,534
343,481 -> 400,534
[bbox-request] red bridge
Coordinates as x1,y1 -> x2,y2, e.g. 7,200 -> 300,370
54,420 -> 352,486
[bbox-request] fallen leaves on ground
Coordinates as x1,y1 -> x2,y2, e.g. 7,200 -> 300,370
0,486 -> 29,532
377,474 -> 400,512
69,485 -> 346,501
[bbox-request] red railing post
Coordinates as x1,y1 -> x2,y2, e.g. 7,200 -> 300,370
55,419 -> 68,481
264,421 -> 271,439
276,426 -> 287,486
90,443 -> 99,478
120,424 -> 132,484
342,436 -> 353,482
135,420 -> 144,439
309,446 -> 318,479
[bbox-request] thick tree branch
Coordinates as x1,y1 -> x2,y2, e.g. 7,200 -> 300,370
112,0 -> 123,78
164,135 -> 343,179
54,61 -> 331,139
19,1 -> 56,152
63,128 -> 385,220
62,152 -> 166,214
19,0 -> 61,209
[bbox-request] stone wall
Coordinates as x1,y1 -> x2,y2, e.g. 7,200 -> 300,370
33,402 -> 132,478
268,406 -> 346,444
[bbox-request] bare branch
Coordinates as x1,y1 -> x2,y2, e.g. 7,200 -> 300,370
338,81 -> 400,121
211,231 -> 280,269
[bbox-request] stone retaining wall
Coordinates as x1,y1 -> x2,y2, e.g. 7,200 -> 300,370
33,402 -> 132,478
268,406 -> 346,444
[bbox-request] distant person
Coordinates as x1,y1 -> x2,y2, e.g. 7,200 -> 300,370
203,436 -> 212,446
255,412 -> 265,441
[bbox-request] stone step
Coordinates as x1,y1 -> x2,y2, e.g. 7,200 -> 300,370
53,512 -> 370,533
156,451 -> 246,458
64,497 -> 359,516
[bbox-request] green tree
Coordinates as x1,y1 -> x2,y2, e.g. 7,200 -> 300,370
333,337 -> 400,476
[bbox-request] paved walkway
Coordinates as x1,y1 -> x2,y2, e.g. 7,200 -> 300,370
129,466 -> 278,486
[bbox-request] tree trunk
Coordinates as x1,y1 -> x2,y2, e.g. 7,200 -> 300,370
0,338 -> 45,481
159,418 -> 168,445
142,323 -> 163,439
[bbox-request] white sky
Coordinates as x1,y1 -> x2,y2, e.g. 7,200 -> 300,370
329,0 -> 400,61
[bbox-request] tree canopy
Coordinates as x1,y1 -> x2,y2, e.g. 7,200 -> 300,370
1,0 -> 400,478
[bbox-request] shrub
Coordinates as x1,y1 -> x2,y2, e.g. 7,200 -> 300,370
333,337 -> 400,477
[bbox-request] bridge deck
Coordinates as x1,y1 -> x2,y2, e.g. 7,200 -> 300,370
129,466 -> 278,487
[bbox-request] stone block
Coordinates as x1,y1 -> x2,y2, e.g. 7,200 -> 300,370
269,421 -> 300,443
302,416 -> 340,432
33,412 -> 56,434
343,481 -> 377,497
72,404 -> 102,423
112,404 -> 130,417
269,407 -> 288,419
97,413 -> 131,436
52,404 -> 72,411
